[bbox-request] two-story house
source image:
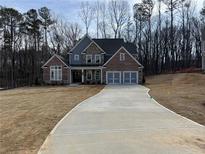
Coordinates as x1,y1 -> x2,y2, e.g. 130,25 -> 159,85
42,35 -> 144,85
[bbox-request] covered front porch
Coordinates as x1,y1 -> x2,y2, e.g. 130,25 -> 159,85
70,67 -> 103,84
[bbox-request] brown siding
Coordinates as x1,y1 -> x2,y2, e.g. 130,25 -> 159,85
82,42 -> 104,64
42,56 -> 70,84
103,48 -> 143,84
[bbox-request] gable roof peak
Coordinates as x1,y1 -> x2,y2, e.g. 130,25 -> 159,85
68,34 -> 92,53
42,54 -> 69,68
84,33 -> 92,40
82,41 -> 106,54
103,46 -> 143,67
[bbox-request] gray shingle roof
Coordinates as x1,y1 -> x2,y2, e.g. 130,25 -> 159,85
69,35 -> 137,56
69,35 -> 92,53
93,39 -> 137,55
93,38 -> 137,62
68,35 -> 137,63
93,39 -> 124,55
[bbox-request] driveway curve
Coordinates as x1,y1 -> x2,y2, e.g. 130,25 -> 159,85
39,85 -> 205,154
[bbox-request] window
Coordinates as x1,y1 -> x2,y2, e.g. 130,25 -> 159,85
95,55 -> 101,64
74,54 -> 79,61
86,70 -> 92,80
86,55 -> 92,64
95,70 -> 100,80
50,66 -> 62,81
120,53 -> 125,61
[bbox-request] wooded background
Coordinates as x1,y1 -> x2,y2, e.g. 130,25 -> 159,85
0,0 -> 205,88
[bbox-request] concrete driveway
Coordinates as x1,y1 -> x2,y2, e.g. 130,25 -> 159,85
39,85 -> 205,154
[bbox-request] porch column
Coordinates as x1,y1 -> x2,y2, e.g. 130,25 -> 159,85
100,69 -> 103,84
82,69 -> 84,83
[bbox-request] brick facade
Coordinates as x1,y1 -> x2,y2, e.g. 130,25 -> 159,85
42,36 -> 144,85
103,48 -> 143,84
42,55 -> 70,84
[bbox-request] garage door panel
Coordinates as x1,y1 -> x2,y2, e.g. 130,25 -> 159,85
123,71 -> 138,84
107,71 -> 138,85
107,73 -> 113,84
114,73 -> 120,84
107,72 -> 121,84
131,72 -> 137,84
124,72 -> 130,84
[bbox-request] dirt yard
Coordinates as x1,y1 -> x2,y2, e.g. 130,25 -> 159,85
0,85 -> 104,154
146,73 -> 205,126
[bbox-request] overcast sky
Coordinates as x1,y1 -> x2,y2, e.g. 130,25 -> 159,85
1,0 -> 204,35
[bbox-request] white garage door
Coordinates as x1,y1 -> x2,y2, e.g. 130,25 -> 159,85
107,72 -> 121,84
123,71 -> 138,84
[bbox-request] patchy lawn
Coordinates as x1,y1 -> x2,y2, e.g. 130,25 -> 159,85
0,85 -> 104,154
146,73 -> 205,126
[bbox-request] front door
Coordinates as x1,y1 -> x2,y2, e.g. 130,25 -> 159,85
72,70 -> 82,83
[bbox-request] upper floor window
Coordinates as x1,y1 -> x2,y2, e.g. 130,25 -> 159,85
50,65 -> 62,81
95,54 -> 101,64
74,54 -> 79,61
120,53 -> 125,61
86,55 -> 92,64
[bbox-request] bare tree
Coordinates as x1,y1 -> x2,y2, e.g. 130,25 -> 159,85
99,2 -> 108,38
49,17 -> 82,54
156,0 -> 162,73
133,3 -> 146,64
67,22 -> 82,47
200,1 -> 205,24
93,1 -> 101,38
79,1 -> 94,35
162,0 -> 181,71
108,0 -> 129,38
123,15 -> 135,42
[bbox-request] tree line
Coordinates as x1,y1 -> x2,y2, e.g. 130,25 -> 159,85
0,6 -> 81,88
0,0 -> 205,88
